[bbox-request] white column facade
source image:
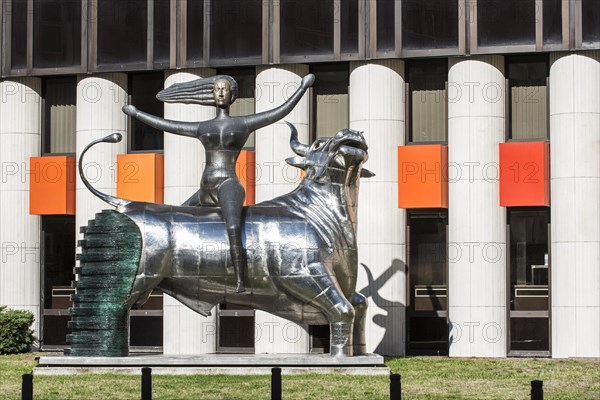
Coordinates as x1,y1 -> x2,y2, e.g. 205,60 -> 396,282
162,68 -> 218,355
349,60 -> 406,356
447,56 -> 507,357
0,78 -> 42,338
254,64 -> 310,353
549,51 -> 600,358
76,74 -> 128,239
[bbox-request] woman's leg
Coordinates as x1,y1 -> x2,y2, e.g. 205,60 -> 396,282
217,179 -> 246,293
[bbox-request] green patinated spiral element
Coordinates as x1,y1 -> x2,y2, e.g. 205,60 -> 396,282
66,210 -> 142,357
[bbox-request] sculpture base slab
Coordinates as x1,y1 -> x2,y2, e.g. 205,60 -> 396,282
35,354 -> 389,375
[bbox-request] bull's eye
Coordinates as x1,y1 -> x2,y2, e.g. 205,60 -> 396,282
313,142 -> 320,149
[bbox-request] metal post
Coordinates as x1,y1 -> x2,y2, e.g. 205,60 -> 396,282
21,373 -> 33,400
141,367 -> 152,400
390,373 -> 401,400
531,380 -> 543,400
271,367 -> 282,400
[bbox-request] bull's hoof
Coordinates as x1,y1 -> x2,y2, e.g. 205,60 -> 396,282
236,282 -> 246,293
330,345 -> 353,357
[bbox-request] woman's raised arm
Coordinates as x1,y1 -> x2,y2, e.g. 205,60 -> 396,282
244,74 -> 315,132
123,105 -> 198,137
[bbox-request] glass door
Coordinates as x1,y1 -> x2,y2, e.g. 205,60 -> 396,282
406,211 -> 448,355
217,304 -> 255,353
507,209 -> 551,356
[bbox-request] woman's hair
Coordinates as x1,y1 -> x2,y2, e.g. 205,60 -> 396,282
156,75 -> 239,106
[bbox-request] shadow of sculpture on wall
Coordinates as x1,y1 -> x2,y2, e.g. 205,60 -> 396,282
357,259 -> 406,355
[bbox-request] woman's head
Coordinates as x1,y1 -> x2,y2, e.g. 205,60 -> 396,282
156,75 -> 238,107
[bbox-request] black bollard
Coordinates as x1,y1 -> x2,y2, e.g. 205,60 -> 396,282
22,374 -> 33,400
390,373 -> 401,400
271,367 -> 282,400
141,367 -> 152,400
531,380 -> 543,400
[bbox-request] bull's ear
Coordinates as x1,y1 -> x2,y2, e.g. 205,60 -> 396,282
360,168 -> 375,178
285,156 -> 307,170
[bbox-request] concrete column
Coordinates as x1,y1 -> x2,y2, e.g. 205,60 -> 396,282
550,51 -> 600,358
254,64 -> 310,353
162,68 -> 218,355
349,60 -> 406,356
0,78 -> 42,338
76,74 -> 128,239
447,56 -> 506,357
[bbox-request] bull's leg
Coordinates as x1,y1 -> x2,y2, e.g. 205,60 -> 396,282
279,264 -> 355,356
350,292 -> 368,355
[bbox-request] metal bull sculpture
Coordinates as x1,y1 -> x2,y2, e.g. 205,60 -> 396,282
68,123 -> 374,357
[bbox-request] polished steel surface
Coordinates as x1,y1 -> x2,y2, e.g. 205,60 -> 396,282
79,124 -> 371,356
123,74 -> 315,293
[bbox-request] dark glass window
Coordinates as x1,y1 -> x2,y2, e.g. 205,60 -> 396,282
478,0 -> 536,46
408,60 -> 447,143
187,0 -> 204,61
582,0 -> 600,44
11,0 -> 28,69
130,73 -> 164,151
217,304 -> 255,352
154,0 -> 171,64
543,0 -> 562,45
407,212 -> 448,355
281,0 -> 334,57
33,0 -> 81,69
376,0 -> 395,52
42,216 -> 75,310
340,0 -> 359,54
210,0 -> 262,60
42,216 -> 76,347
43,77 -> 77,154
508,209 -> 550,353
402,0 -> 458,50
309,325 -> 330,353
311,64 -> 349,139
97,0 -> 147,66
508,56 -> 548,140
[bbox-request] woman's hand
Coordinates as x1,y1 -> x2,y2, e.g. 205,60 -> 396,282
301,74 -> 315,89
122,105 -> 138,117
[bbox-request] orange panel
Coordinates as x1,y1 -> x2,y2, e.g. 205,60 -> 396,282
236,150 -> 255,206
500,142 -> 550,207
30,156 -> 76,215
398,145 -> 448,209
117,154 -> 164,204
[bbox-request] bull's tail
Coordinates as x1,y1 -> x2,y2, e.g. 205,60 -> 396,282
79,133 -> 131,208
66,210 -> 142,357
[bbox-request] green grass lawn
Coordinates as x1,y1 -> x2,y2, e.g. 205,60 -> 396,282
0,354 -> 598,399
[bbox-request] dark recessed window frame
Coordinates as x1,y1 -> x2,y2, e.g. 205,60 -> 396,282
1,0 -> 88,77
406,58 -> 449,144
41,75 -> 78,156
184,0 -> 268,68
309,62 -> 350,141
472,0 -> 569,55
580,0 -> 600,48
90,0 -> 173,73
406,209 -> 449,356
127,72 -> 165,153
505,207 -> 551,357
274,0 -> 365,64
505,54 -> 550,142
371,0 -> 464,59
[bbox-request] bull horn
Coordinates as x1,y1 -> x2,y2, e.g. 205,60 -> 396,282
286,121 -> 308,156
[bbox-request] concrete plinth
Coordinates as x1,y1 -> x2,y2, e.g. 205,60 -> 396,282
34,354 -> 388,375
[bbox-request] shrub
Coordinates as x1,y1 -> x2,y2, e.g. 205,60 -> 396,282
0,306 -> 34,354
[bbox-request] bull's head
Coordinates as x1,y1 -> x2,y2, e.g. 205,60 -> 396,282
284,122 -> 375,183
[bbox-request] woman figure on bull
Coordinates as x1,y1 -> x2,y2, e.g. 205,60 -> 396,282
123,73 -> 315,293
